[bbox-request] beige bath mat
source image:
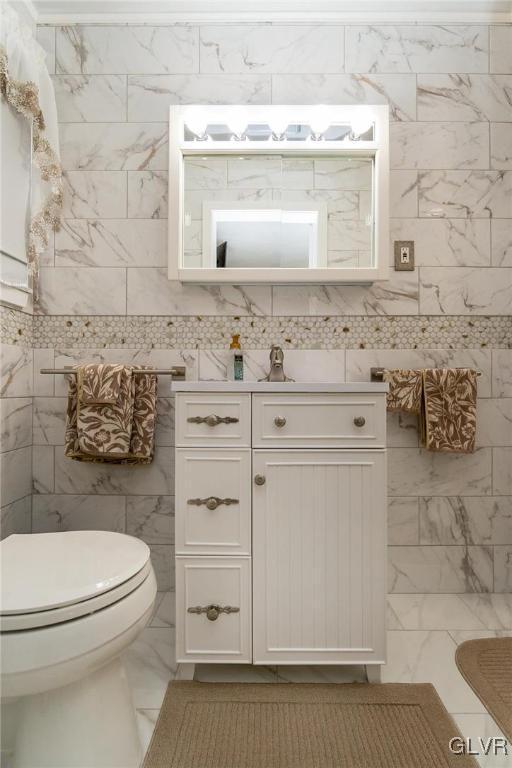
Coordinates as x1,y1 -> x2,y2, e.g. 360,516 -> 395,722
143,681 -> 476,768
456,637 -> 512,741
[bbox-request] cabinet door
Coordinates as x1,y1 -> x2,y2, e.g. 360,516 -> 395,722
253,451 -> 386,664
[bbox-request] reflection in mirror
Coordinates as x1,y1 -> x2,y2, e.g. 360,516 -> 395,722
182,154 -> 373,271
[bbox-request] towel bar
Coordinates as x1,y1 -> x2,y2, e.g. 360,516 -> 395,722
40,367 -> 186,379
370,366 -> 481,382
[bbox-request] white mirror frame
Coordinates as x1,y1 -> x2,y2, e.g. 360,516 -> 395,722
168,104 -> 389,284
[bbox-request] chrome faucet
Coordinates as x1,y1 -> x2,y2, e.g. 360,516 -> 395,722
260,345 -> 294,382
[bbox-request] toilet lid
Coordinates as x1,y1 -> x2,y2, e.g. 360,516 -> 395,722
0,531 -> 151,615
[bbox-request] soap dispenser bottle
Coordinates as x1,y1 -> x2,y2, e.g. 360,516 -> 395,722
228,334 -> 244,381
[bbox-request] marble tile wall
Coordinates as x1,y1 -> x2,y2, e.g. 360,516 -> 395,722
17,20 -> 512,593
0,310 -> 33,539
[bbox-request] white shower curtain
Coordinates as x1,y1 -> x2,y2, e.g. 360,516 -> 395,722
0,3 -> 62,302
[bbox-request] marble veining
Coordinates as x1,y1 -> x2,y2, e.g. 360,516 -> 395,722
345,25 -> 488,74
390,219 -> 490,267
391,122 -> 489,170
417,74 -> 512,122
419,267 -> 512,315
59,123 -> 168,171
52,75 -> 127,122
56,25 -> 199,75
127,74 -> 270,121
419,497 -> 512,546
128,171 -> 168,219
62,171 -> 127,219
418,170 -> 512,219
199,25 -> 344,74
55,220 -> 167,268
271,73 -> 416,121
388,545 -> 494,593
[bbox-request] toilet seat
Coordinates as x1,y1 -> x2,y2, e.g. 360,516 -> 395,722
0,530 -> 152,632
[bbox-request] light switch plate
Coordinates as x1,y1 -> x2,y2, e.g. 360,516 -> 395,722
394,240 -> 415,271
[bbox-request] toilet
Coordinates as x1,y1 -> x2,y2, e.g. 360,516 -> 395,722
0,530 -> 157,768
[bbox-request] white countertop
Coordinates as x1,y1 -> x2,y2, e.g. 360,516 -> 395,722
172,381 -> 388,393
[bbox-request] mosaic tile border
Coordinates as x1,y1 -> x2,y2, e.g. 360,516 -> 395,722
24,314 -> 512,350
0,306 -> 33,347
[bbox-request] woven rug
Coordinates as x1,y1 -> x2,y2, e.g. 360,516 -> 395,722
456,637 -> 512,741
143,682 -> 477,768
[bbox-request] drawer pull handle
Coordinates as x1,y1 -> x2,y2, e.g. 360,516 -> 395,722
187,496 -> 239,511
187,414 -> 239,427
274,415 -> 286,428
354,416 -> 366,427
187,604 -> 240,622
254,474 -> 266,486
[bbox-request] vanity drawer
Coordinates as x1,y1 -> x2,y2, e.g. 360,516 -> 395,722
175,449 -> 251,555
252,393 -> 386,448
175,393 -> 251,447
176,557 -> 251,663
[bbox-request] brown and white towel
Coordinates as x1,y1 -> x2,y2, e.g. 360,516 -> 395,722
65,364 -> 157,464
421,368 -> 477,454
382,369 -> 423,414
383,367 -> 477,453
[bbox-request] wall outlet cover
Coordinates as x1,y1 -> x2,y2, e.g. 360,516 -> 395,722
394,240 -> 415,271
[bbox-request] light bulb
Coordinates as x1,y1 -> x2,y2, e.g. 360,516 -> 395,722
229,109 -> 248,139
309,106 -> 331,139
185,110 -> 207,139
350,115 -> 373,140
270,112 -> 290,139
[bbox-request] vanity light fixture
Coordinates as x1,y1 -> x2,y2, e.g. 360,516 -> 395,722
350,115 -> 374,141
270,111 -> 290,140
229,109 -> 248,140
180,106 -> 376,144
184,109 -> 208,140
309,106 -> 331,140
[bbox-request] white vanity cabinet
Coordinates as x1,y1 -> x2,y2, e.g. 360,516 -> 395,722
173,382 -> 387,679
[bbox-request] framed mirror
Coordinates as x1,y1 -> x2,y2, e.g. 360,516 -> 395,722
169,105 -> 389,284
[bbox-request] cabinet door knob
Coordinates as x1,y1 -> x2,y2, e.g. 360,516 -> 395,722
187,496 -> 239,511
187,604 -> 240,621
254,474 -> 266,486
353,416 -> 366,427
274,415 -> 286,428
187,414 -> 239,427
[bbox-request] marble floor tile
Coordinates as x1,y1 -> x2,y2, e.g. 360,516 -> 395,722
136,709 -> 159,757
388,594 -> 512,631
383,630 -> 485,713
150,591 -> 175,629
449,630 -> 512,645
388,545 -> 494,594
122,627 -> 176,710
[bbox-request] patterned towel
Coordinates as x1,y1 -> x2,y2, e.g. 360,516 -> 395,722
421,368 -> 477,454
383,367 -> 478,453
65,365 -> 157,464
79,363 -> 124,404
382,369 -> 423,414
